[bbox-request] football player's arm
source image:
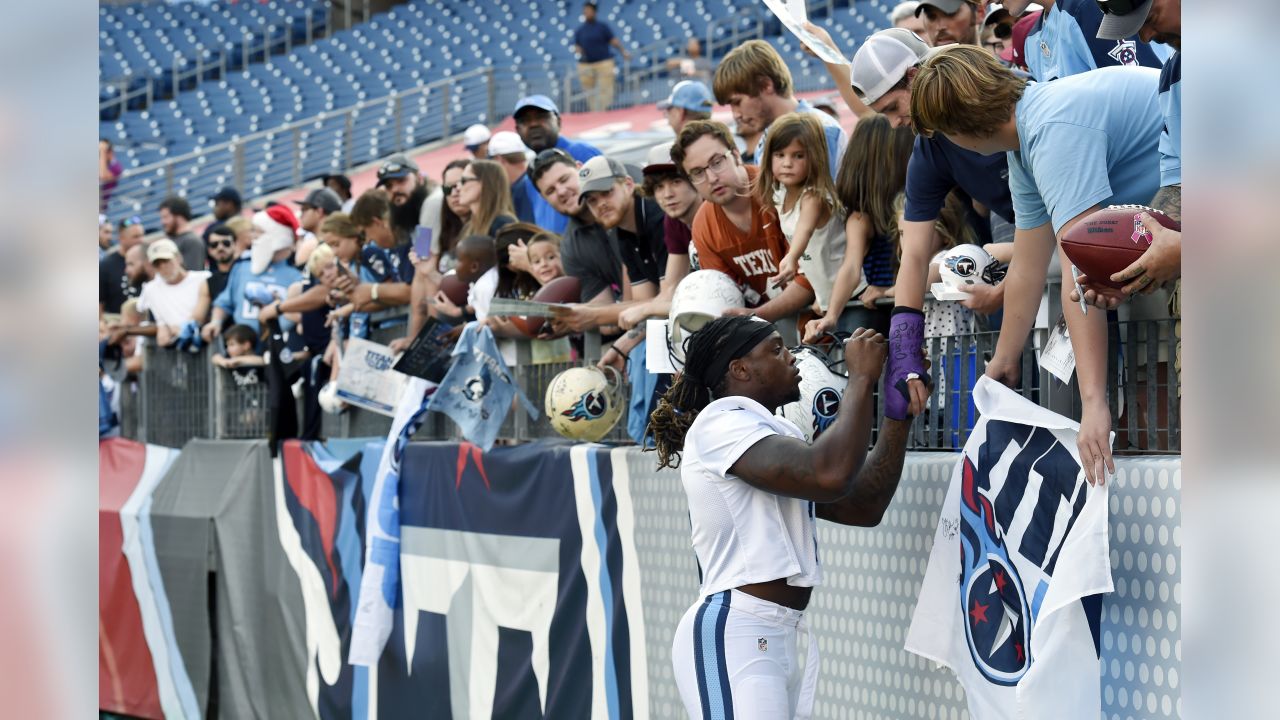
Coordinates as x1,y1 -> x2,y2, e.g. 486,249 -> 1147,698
816,417 -> 911,527
729,330 -> 884,502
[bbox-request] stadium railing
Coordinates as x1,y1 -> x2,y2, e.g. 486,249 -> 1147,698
121,296 -> 1180,454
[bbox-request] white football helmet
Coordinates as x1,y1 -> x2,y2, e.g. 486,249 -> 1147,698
318,382 -> 347,414
545,365 -> 625,442
778,344 -> 848,443
667,270 -> 745,368
937,244 -> 1005,288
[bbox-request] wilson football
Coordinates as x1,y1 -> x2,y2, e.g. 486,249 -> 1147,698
1061,205 -> 1181,289
512,275 -> 581,336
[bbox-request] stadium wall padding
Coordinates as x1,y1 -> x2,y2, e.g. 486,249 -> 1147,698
99,438 -> 1181,719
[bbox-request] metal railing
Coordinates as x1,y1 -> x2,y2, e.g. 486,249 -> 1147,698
99,6 -> 336,118
119,310 -> 1180,454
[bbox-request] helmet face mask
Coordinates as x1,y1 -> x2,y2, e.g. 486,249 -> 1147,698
777,343 -> 849,443
667,270 -> 746,368
546,366 -> 625,442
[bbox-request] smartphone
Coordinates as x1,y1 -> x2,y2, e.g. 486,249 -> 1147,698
412,226 -> 432,259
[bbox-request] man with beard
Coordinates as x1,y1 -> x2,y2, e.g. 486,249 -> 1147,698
372,154 -> 424,285
204,223 -> 239,303
916,0 -> 988,46
158,195 -> 208,272
100,216 -> 147,317
513,95 -> 602,162
530,148 -> 620,310
548,155 -> 669,337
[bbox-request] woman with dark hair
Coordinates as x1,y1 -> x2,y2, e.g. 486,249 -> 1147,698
804,113 -> 915,342
435,158 -> 473,274
648,315 -> 911,720
457,159 -> 517,239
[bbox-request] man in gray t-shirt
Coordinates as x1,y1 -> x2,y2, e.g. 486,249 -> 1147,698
158,195 -> 207,271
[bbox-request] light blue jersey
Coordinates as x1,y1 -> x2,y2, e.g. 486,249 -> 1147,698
753,99 -> 848,179
1007,66 -> 1163,233
213,257 -> 304,333
1158,53 -> 1181,188
1024,0 -> 1163,83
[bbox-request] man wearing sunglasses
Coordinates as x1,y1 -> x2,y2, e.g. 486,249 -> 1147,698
998,0 -> 1164,83
204,224 -> 239,302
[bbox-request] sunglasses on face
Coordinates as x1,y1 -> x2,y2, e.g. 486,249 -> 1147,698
209,238 -> 234,249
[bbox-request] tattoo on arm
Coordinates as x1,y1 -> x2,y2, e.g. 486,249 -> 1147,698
1150,184 -> 1181,224
817,419 -> 911,526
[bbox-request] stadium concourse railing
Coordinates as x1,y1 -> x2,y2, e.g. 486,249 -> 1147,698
118,292 -> 1181,454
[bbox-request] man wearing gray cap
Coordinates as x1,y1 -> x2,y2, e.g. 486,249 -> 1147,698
295,187 -> 343,237
375,152 -> 434,247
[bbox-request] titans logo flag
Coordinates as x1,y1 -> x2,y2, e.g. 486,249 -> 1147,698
906,377 -> 1113,719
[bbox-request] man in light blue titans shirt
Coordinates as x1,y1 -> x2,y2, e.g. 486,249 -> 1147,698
1000,0 -> 1163,82
908,46 -> 1162,485
712,39 -> 847,177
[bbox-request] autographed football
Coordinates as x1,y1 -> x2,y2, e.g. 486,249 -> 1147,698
512,275 -> 581,336
1060,205 -> 1181,289
438,271 -> 470,307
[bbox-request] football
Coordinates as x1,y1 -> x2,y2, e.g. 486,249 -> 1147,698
512,275 -> 582,336
438,271 -> 470,307
1060,205 -> 1181,289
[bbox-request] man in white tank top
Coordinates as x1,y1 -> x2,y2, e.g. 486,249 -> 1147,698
647,315 -> 921,719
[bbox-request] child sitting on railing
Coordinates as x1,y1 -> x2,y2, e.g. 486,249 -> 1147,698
212,324 -> 266,388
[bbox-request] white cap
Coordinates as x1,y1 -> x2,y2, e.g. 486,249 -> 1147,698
463,124 -> 491,147
487,130 -> 531,157
849,28 -> 932,105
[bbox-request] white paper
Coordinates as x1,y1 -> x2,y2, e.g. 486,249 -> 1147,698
334,338 -> 410,416
931,282 -> 973,302
646,319 -> 677,374
1038,314 -> 1076,383
762,0 -> 849,65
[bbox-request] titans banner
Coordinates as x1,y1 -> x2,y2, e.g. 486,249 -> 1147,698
906,377 -> 1113,719
100,437 -> 645,719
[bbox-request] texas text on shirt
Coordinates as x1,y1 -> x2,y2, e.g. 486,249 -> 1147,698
1007,66 -> 1163,233
1023,0 -> 1164,83
752,99 -> 848,179
691,165 -> 812,307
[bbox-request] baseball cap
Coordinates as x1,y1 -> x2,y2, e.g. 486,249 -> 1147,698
487,131 -> 531,156
849,28 -> 932,105
983,3 -> 1010,25
146,239 -> 180,263
377,154 -> 419,185
296,187 -> 343,214
577,156 -> 629,199
463,123 -> 492,148
657,80 -> 714,112
915,0 -> 967,16
319,173 -> 351,192
1096,0 -> 1153,41
210,186 -> 242,205
514,94 -> 560,119
641,142 -> 677,176
1000,11 -> 1042,67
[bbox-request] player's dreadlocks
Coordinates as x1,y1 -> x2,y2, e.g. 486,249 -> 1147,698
647,315 -> 770,470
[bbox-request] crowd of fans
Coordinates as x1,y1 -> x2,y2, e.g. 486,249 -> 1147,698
98,0 -> 1181,470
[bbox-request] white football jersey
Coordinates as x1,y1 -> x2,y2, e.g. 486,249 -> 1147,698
681,396 -> 823,596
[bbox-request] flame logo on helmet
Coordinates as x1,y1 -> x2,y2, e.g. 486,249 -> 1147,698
561,390 -> 609,422
811,387 -> 841,439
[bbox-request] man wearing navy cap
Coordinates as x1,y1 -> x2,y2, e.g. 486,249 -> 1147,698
572,2 -> 631,112
204,186 -> 243,243
513,94 -> 602,161
657,80 -> 714,137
